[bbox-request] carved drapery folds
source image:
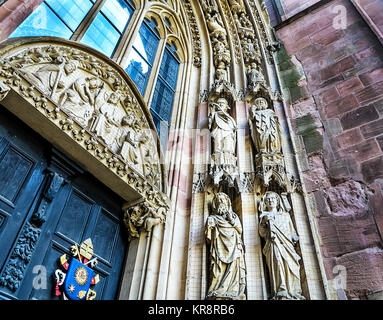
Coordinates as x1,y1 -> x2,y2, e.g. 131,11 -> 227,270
208,96 -> 238,188
0,39 -> 170,241
258,192 -> 305,300
205,193 -> 246,300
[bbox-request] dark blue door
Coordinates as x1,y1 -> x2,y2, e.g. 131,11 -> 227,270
0,106 -> 128,300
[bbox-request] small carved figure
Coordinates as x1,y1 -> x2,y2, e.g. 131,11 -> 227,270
209,97 -> 237,157
247,62 -> 266,88
118,112 -> 140,164
249,97 -> 281,155
23,58 -> 77,98
206,193 -> 246,300
206,10 -> 227,40
89,91 -> 120,146
259,191 -> 305,300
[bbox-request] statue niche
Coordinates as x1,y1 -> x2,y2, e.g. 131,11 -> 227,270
249,97 -> 281,155
258,191 -> 305,300
208,97 -> 238,187
205,192 -> 246,300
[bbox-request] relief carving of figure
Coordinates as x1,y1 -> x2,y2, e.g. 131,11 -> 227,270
259,191 -> 305,300
59,76 -> 104,127
228,0 -> 245,13
206,10 -> 227,40
89,91 -> 120,146
247,62 -> 266,88
249,97 -> 281,155
118,112 -> 141,164
22,58 -> 77,98
209,97 -> 237,158
206,193 -> 246,300
242,39 -> 261,66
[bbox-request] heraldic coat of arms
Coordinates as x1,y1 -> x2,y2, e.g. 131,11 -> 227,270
55,238 -> 100,300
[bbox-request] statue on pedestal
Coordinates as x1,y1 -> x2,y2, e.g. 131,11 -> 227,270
206,193 -> 246,300
249,97 -> 281,155
259,191 -> 305,300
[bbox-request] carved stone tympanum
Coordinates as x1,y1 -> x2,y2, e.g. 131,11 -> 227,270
205,193 -> 246,300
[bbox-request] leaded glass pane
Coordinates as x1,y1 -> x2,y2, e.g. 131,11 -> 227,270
101,0 -> 133,33
151,78 -> 175,121
81,12 -> 120,57
125,49 -> 151,94
159,49 -> 179,90
151,111 -> 169,150
137,23 -> 160,65
9,2 -> 72,39
45,0 -> 93,31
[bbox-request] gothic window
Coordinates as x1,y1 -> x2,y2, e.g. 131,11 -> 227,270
8,0 -> 135,57
81,0 -> 135,57
125,18 -> 160,95
9,0 -> 94,39
125,12 -> 181,149
150,43 -> 180,148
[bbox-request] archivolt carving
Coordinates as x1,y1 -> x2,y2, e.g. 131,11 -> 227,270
0,38 -> 168,214
183,0 -> 202,67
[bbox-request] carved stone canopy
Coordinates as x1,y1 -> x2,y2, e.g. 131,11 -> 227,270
0,37 -> 169,215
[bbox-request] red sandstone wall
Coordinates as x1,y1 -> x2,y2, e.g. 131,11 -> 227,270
276,0 -> 383,299
0,0 -> 43,42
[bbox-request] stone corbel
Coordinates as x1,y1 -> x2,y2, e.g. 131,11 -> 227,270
123,200 -> 167,241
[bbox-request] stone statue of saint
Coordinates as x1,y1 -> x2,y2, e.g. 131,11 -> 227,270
208,97 -> 237,157
206,192 -> 246,300
259,191 -> 305,300
249,97 -> 281,155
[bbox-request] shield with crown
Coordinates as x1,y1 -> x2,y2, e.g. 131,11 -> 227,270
54,238 -> 100,300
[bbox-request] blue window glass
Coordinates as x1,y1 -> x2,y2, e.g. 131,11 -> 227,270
159,49 -> 180,90
151,111 -> 169,149
45,0 -> 93,31
151,78 -> 175,121
9,3 -> 71,38
125,50 -> 151,94
150,44 -> 180,148
101,0 -> 133,33
81,0 -> 134,57
9,0 -> 93,39
81,12 -> 121,57
125,19 -> 160,94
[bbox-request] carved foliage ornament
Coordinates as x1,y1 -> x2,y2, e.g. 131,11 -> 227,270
0,39 -> 167,212
123,201 -> 167,240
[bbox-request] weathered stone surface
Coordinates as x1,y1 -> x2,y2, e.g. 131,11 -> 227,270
317,212 -> 381,258
361,155 -> 383,183
336,248 -> 383,298
338,139 -> 381,163
360,119 -> 383,139
340,104 -> 379,130
324,94 -> 359,118
323,180 -> 372,217
302,155 -> 331,193
335,128 -> 363,149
